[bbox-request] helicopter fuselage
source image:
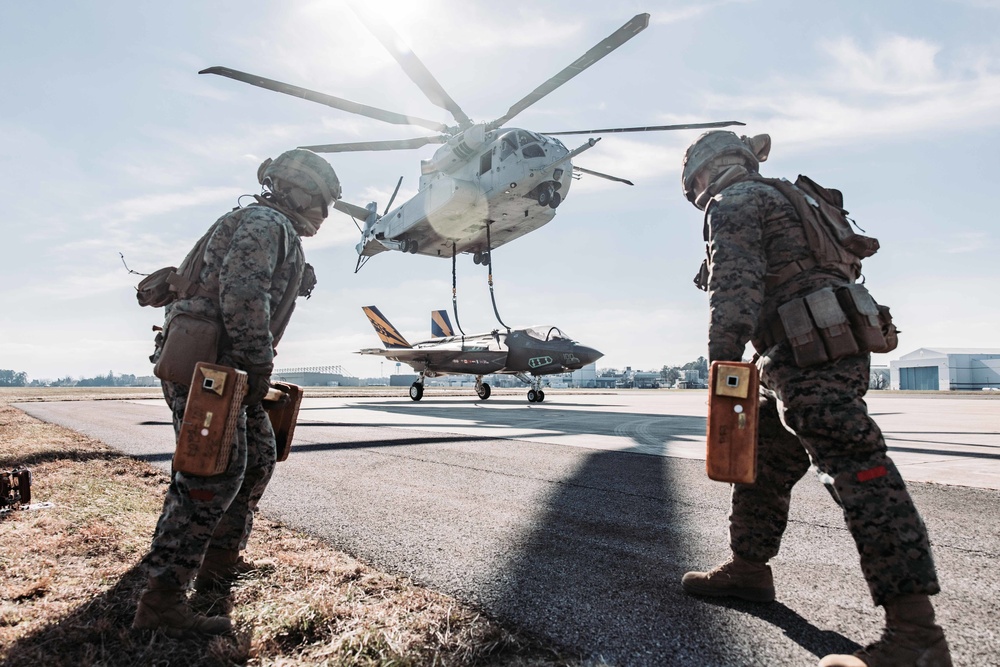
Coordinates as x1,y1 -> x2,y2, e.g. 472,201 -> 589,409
356,125 -> 592,260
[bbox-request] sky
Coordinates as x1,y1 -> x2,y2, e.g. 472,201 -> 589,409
1,0 -> 998,381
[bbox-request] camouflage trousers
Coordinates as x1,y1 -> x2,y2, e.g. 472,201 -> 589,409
729,342 -> 940,605
140,376 -> 277,588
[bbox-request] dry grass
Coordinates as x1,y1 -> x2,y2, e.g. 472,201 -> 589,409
0,389 -> 577,667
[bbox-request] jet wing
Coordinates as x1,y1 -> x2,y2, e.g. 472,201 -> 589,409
358,347 -> 461,365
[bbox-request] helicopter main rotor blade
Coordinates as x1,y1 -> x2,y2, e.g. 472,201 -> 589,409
300,136 -> 448,153
542,120 -> 746,135
573,165 -> 634,186
488,13 -> 650,130
348,3 -> 473,129
199,66 -> 451,133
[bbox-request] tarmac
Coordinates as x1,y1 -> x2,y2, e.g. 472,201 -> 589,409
17,390 -> 1000,666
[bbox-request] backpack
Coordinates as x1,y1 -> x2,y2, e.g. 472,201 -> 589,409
753,174 -> 879,282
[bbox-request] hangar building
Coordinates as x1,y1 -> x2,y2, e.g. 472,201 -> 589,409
889,348 -> 1000,391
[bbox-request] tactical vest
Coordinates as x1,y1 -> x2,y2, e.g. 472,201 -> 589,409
136,206 -> 303,343
694,174 -> 880,292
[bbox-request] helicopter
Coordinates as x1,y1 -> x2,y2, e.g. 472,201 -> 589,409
200,9 -> 744,272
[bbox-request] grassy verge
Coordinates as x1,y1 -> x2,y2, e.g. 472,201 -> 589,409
0,389 -> 577,666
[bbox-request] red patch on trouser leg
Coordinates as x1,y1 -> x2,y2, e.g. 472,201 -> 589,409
189,489 -> 216,501
856,466 -> 887,482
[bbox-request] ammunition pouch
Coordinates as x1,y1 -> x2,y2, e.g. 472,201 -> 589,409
153,313 -> 222,385
877,304 -> 899,353
136,267 -> 178,308
776,296 -> 831,367
757,284 -> 898,366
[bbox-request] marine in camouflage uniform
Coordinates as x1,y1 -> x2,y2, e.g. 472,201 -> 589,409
133,149 -> 340,638
679,132 -> 951,667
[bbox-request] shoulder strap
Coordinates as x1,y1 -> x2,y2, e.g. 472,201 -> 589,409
167,216 -> 229,301
748,174 -> 863,283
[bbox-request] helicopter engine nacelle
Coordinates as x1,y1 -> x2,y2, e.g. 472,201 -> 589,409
421,124 -> 488,175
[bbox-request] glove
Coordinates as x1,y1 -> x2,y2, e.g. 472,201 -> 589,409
231,357 -> 273,406
244,370 -> 272,406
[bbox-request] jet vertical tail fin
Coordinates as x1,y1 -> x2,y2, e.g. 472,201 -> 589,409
431,310 -> 454,338
362,306 -> 411,348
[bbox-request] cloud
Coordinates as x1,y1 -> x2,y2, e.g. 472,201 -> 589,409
650,0 -> 754,25
700,33 -> 1000,150
946,0 -> 1000,8
823,35 -> 944,94
82,186 -> 238,226
944,231 -> 992,253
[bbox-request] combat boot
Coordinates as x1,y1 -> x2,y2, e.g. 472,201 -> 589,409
819,594 -> 952,667
132,578 -> 233,638
681,553 -> 775,602
195,547 -> 262,591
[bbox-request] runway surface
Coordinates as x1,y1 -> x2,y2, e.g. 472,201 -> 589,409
18,391 -> 1000,666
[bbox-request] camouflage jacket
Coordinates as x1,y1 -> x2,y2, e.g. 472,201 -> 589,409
703,179 -> 853,362
164,204 -> 305,368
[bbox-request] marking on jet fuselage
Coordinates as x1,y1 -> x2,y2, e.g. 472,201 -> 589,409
528,356 -> 554,368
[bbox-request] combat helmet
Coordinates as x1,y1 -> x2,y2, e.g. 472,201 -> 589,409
681,131 -> 770,205
258,148 -> 341,214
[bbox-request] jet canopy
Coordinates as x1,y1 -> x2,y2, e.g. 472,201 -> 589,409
523,325 -> 570,342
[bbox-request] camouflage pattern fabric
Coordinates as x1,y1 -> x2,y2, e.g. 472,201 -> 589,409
141,204 -> 305,588
143,371 -> 276,587
163,204 -> 306,367
704,178 -> 940,606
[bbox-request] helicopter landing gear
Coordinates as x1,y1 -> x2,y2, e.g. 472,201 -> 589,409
475,376 -> 491,400
537,183 -> 555,207
409,380 -> 424,401
400,239 -> 419,254
472,250 -> 491,266
549,191 -> 561,209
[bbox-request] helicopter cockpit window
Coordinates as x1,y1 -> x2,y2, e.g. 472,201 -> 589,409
516,130 -> 545,158
524,325 -> 568,342
499,132 -> 518,160
521,143 -> 545,158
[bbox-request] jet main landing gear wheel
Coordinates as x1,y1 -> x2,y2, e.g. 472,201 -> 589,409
409,383 -> 424,401
476,383 -> 491,400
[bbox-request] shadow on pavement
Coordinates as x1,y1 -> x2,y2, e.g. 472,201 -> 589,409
699,597 -> 860,657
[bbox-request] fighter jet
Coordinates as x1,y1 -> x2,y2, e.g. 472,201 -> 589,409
360,306 -> 603,403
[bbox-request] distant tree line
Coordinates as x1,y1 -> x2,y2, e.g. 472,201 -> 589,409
0,369 -> 28,387
0,369 -> 154,388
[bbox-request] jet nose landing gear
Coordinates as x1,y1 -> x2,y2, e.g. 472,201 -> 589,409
527,389 -> 545,403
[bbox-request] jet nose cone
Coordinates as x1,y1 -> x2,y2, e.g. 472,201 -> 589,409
573,346 -> 603,367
